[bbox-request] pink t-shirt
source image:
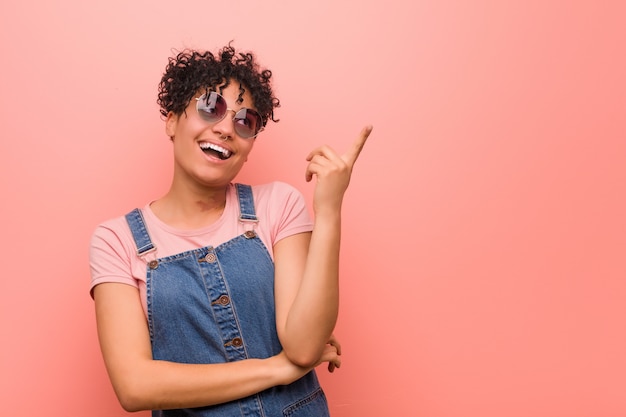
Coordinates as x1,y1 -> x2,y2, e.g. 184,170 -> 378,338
89,182 -> 313,317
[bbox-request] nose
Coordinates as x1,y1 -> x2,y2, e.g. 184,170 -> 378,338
212,109 -> 236,139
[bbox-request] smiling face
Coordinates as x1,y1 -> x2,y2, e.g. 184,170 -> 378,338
165,80 -> 258,190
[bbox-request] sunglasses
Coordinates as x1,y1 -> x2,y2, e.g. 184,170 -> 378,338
195,91 -> 264,139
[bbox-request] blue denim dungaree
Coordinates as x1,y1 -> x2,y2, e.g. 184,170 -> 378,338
125,184 -> 330,417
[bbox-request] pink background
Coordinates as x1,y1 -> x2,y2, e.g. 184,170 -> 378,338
1,1 -> 625,416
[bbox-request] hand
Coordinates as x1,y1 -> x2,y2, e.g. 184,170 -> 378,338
305,125 -> 372,214
325,334 -> 342,373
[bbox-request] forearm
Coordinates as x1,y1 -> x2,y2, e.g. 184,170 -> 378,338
94,283 -> 304,412
108,353 -> 294,412
281,210 -> 341,366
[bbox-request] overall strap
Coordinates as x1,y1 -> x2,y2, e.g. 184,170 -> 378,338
235,183 -> 258,223
124,208 -> 156,255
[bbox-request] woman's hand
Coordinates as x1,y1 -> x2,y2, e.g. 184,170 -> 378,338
325,334 -> 342,373
305,125 -> 372,215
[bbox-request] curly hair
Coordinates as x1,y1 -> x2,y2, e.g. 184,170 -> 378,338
157,44 -> 280,127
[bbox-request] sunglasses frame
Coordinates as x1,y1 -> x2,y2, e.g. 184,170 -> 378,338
195,91 -> 264,139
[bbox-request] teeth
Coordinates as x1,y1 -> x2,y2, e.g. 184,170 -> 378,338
199,142 -> 232,158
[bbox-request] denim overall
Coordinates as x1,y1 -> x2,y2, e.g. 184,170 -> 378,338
125,184 -> 329,417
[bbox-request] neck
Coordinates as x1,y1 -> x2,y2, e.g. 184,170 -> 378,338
151,181 -> 229,230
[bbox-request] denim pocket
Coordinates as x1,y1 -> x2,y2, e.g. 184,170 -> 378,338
282,387 -> 329,417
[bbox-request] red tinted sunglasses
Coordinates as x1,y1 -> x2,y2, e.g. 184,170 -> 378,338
195,92 -> 264,139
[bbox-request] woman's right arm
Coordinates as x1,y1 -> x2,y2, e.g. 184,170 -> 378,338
94,282 -> 339,412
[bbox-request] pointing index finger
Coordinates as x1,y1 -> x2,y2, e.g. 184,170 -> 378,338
344,125 -> 373,166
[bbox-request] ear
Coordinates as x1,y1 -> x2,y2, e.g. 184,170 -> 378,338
165,112 -> 178,138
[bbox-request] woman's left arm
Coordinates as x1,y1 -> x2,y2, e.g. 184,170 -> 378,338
274,126 -> 372,368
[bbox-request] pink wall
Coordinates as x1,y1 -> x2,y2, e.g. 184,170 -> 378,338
1,1 -> 625,416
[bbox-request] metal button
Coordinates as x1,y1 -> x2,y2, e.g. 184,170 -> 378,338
214,295 -> 230,306
205,253 -> 217,263
244,230 -> 256,239
148,260 -> 159,269
224,337 -> 243,347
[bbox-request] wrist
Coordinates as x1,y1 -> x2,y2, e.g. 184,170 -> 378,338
313,206 -> 342,222
268,352 -> 307,386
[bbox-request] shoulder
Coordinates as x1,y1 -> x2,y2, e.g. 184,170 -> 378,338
89,211 -> 137,258
91,211 -> 133,239
249,181 -> 307,204
242,182 -> 312,243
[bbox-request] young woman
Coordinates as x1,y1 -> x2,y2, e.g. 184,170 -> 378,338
90,44 -> 371,416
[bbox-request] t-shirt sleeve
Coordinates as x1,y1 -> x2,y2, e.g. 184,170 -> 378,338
89,218 -> 139,297
257,181 -> 314,245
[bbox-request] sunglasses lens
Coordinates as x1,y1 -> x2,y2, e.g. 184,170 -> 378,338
233,109 -> 262,138
197,92 -> 227,122
196,92 -> 263,138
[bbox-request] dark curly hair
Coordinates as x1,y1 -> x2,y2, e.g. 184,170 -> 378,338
157,44 -> 280,128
